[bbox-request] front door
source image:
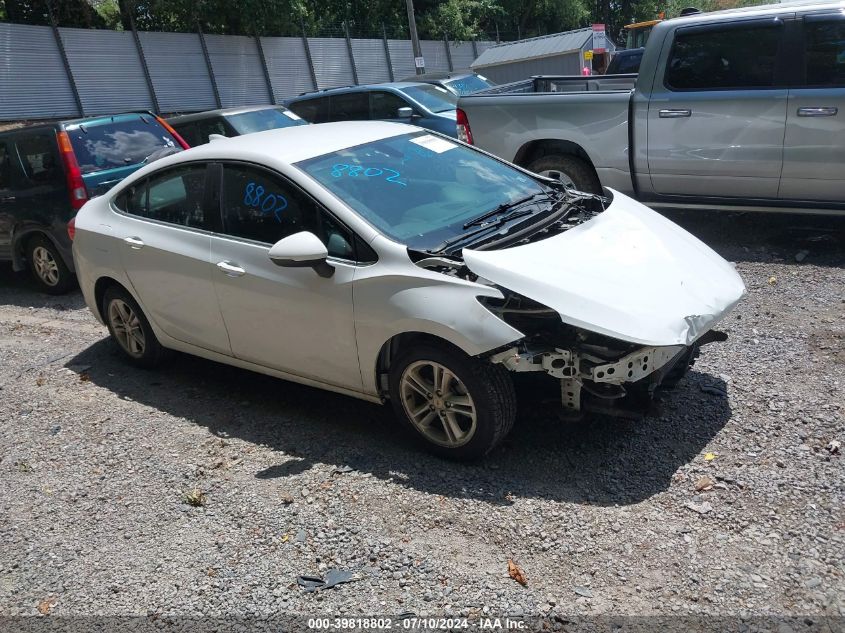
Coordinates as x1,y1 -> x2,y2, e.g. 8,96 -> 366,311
209,162 -> 362,391
779,12 -> 845,201
647,18 -> 788,198
113,163 -> 231,355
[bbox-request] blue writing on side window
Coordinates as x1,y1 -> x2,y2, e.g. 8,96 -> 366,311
330,163 -> 407,186
244,182 -> 288,223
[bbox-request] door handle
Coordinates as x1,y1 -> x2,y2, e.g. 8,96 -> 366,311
797,106 -> 837,117
0,196 -> 15,202
216,261 -> 245,277
123,236 -> 144,250
659,109 -> 692,118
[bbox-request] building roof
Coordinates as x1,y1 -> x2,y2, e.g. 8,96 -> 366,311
471,28 -> 614,69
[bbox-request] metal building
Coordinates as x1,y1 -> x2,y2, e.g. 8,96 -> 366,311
470,28 -> 616,83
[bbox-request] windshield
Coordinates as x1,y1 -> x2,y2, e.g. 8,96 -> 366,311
398,85 -> 458,113
226,108 -> 308,134
444,75 -> 493,95
67,116 -> 180,174
296,131 -> 549,251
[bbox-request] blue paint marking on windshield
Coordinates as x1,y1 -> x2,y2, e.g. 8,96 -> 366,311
330,163 -> 407,186
244,182 -> 288,223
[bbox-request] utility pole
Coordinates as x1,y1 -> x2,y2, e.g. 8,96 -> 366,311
405,0 -> 425,74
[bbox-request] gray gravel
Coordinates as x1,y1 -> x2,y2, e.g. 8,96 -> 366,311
0,211 -> 842,623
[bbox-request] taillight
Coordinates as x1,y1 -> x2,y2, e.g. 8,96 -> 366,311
56,130 -> 88,211
155,115 -> 190,149
67,216 -> 76,241
456,108 -> 473,145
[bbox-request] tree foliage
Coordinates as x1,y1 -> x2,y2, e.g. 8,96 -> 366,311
0,0 -> 773,43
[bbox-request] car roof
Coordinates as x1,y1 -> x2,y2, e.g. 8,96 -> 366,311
0,112 -> 156,137
288,82 -> 431,101
665,0 -> 844,23
168,105 -> 288,124
400,70 -> 475,81
130,121 -> 421,171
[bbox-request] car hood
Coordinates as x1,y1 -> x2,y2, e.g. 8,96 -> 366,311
462,190 -> 746,347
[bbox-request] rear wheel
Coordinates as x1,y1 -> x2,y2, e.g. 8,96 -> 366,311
389,343 -> 516,460
26,235 -> 74,295
102,285 -> 169,368
528,154 -> 602,194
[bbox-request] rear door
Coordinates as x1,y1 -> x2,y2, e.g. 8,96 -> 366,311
646,18 -> 789,198
6,131 -> 70,249
779,12 -> 845,200
113,163 -> 231,355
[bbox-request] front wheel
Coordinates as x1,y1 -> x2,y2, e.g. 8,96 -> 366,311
27,235 -> 74,294
388,343 -> 517,460
102,285 -> 169,369
527,154 -> 602,195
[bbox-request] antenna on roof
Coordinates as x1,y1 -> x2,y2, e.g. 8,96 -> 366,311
679,6 -> 701,15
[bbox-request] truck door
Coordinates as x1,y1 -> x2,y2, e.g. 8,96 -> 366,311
779,12 -> 845,201
646,18 -> 789,198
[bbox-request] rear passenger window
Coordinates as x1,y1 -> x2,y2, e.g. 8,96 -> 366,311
665,24 -> 781,90
115,165 -> 210,229
15,134 -> 63,187
803,19 -> 845,86
289,97 -> 330,123
330,93 -> 369,121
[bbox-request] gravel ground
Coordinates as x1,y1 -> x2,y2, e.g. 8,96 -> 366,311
0,211 -> 842,628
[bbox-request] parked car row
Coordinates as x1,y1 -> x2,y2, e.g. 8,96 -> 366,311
0,75 -> 493,292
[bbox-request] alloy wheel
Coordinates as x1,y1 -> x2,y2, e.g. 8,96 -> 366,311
108,299 -> 146,358
32,246 -> 60,287
399,360 -> 478,448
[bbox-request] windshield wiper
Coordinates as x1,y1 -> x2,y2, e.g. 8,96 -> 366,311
462,192 -> 548,229
433,208 -> 536,253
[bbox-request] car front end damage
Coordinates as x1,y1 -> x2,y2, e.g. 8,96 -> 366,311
479,291 -> 729,417
414,187 -> 747,417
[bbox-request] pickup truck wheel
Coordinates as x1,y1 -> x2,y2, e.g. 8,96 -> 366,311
389,344 -> 517,461
26,235 -> 74,295
528,155 -> 602,195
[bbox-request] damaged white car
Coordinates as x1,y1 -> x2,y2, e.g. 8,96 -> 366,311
72,122 -> 746,459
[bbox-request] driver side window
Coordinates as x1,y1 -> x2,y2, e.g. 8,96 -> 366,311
220,164 -> 356,260
370,91 -> 411,119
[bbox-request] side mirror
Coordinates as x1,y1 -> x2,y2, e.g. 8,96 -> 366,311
268,231 -> 334,277
396,106 -> 414,119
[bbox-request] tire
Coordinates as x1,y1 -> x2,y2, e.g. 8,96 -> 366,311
102,285 -> 169,369
388,343 -> 517,460
527,154 -> 602,195
26,235 -> 75,295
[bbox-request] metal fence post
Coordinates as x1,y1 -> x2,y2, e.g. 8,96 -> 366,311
443,33 -> 453,71
197,25 -> 222,108
471,38 -> 478,58
382,23 -> 395,82
46,3 -> 84,116
301,22 -> 318,91
130,15 -> 160,113
254,35 -> 276,104
343,21 -> 359,85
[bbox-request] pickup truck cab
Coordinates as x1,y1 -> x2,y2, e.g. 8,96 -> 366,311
458,1 -> 845,214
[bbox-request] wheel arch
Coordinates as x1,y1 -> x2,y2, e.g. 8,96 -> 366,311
93,276 -> 128,323
513,139 -> 598,174
374,332 -> 479,400
12,228 -> 64,271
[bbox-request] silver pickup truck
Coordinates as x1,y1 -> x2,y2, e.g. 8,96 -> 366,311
458,1 -> 845,214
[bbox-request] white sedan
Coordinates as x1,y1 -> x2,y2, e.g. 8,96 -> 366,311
72,122 -> 746,459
